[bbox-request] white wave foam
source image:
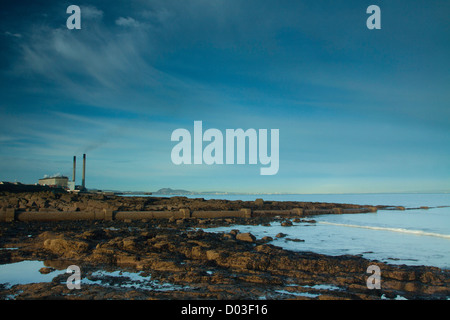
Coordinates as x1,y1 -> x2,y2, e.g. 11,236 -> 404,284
317,221 -> 450,239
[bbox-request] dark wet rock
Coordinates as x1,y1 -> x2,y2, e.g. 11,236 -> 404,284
236,232 -> 256,242
254,198 -> 264,206
285,238 -> 304,242
39,267 -> 55,274
43,237 -> 90,257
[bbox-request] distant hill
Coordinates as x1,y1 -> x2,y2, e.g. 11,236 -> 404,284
153,188 -> 194,195
153,188 -> 229,195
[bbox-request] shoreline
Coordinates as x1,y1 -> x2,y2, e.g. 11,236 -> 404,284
0,190 -> 418,223
0,190 -> 449,300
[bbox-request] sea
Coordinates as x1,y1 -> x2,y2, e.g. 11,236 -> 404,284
150,193 -> 450,269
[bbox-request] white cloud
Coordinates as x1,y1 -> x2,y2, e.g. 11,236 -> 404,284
17,22 -> 160,95
115,17 -> 141,28
4,31 -> 22,38
13,16 -> 233,118
141,8 -> 172,24
81,5 -> 103,20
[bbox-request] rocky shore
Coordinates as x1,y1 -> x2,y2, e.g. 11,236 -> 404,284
0,189 -> 386,216
0,190 -> 449,300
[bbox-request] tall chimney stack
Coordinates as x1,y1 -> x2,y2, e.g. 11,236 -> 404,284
73,156 -> 76,182
82,154 -> 86,189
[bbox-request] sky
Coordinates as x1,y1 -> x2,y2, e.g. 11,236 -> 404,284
0,0 -> 449,194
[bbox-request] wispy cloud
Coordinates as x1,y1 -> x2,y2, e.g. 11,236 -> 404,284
115,17 -> 141,28
81,5 -> 103,20
4,31 -> 22,38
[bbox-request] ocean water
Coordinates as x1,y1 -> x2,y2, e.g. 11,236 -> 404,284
166,193 -> 450,269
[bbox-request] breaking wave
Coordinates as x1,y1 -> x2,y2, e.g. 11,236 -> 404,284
317,221 -> 450,240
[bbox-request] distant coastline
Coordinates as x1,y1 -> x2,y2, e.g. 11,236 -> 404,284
1,181 -> 449,196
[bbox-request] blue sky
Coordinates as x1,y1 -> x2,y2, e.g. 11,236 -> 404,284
0,0 -> 449,193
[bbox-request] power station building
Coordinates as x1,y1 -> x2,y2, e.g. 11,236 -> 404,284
38,176 -> 69,188
38,153 -> 87,191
